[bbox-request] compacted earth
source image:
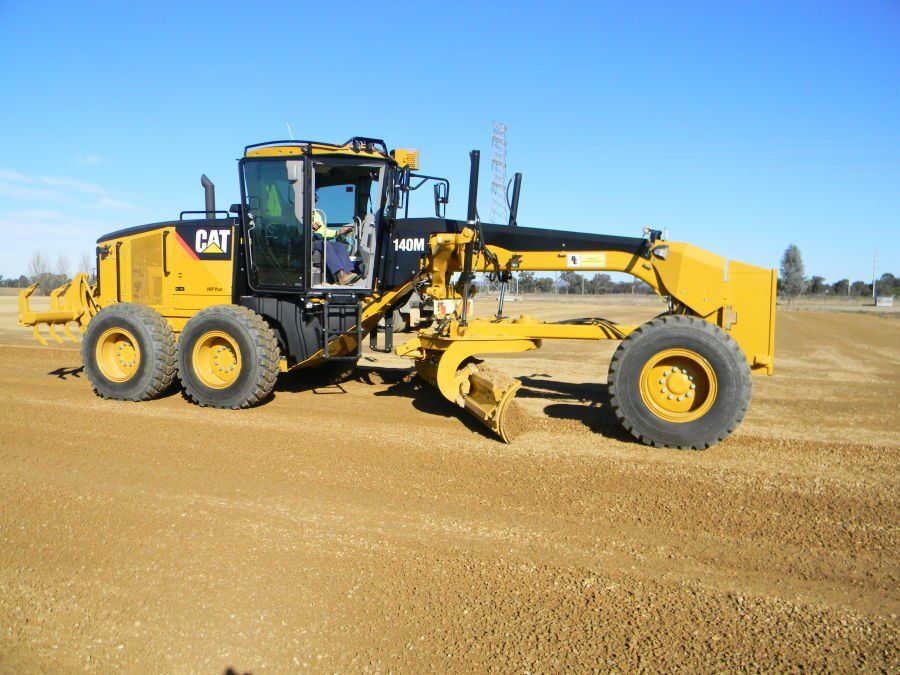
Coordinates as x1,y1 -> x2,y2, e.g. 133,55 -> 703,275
0,295 -> 897,671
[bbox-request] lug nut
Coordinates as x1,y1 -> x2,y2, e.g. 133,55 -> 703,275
677,396 -> 683,401
672,366 -> 679,373
690,383 -> 696,390
686,391 -> 693,398
668,394 -> 674,400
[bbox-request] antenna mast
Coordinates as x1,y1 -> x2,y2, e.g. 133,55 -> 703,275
491,121 -> 508,224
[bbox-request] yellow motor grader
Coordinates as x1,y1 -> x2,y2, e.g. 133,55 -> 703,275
19,137 -> 776,449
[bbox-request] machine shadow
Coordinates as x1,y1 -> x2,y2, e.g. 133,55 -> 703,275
274,366 -> 630,443
516,375 -> 633,443
46,365 -> 183,400
372,371 -> 498,439
48,365 -> 85,380
275,362 -> 495,438
274,363 -> 409,393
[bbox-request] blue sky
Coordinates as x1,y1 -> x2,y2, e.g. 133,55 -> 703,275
0,1 -> 897,282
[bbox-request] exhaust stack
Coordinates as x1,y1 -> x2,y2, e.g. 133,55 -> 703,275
201,174 -> 216,219
508,172 -> 522,227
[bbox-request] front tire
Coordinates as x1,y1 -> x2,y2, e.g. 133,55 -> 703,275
608,315 -> 751,450
178,305 -> 280,409
82,303 -> 177,401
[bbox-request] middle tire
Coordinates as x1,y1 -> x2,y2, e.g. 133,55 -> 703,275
178,305 -> 280,409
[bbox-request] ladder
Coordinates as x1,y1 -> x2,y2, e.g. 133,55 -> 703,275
320,293 -> 363,361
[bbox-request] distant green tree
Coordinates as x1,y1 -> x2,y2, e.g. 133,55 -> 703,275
588,273 -> 613,294
779,244 -> 806,300
517,271 -> 537,293
559,271 -> 583,294
808,276 -> 827,294
850,280 -> 870,296
832,279 -> 850,296
876,273 -> 896,297
535,277 -> 554,293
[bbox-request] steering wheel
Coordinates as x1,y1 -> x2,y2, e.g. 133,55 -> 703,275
337,216 -> 362,255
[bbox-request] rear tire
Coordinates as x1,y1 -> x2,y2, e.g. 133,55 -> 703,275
178,305 -> 280,409
82,303 -> 177,401
607,315 -> 751,450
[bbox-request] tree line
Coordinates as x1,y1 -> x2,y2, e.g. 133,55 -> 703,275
0,252 -> 95,294
480,271 -> 655,295
780,244 -> 896,299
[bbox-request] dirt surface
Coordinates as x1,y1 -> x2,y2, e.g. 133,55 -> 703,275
0,296 -> 897,671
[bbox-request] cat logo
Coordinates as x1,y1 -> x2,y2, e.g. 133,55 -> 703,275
175,226 -> 232,261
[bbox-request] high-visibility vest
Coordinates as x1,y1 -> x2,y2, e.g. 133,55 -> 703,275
264,184 -> 282,217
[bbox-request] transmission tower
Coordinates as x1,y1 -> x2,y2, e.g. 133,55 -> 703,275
491,121 -> 508,224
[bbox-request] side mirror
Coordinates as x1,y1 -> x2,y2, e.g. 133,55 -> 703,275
433,182 -> 449,218
286,160 -> 302,182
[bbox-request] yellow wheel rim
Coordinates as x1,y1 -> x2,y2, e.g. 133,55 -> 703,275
95,327 -> 141,383
639,348 -> 717,423
192,330 -> 241,389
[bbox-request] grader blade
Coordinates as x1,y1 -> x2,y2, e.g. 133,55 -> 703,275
459,364 -> 526,443
403,333 -> 539,443
18,273 -> 98,346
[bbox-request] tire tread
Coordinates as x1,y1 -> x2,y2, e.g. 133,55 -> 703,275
83,303 -> 177,402
608,315 -> 751,450
178,305 -> 280,409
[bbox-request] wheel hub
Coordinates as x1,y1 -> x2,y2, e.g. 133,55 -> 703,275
640,349 -> 717,423
96,328 -> 141,383
192,331 -> 241,389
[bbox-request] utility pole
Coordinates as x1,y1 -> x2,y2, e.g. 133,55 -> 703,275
872,252 -> 877,301
491,122 -> 508,224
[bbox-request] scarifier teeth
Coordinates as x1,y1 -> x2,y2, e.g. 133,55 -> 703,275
63,323 -> 77,342
32,324 -> 48,347
47,324 -> 63,344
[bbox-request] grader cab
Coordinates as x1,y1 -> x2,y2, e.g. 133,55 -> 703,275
19,137 -> 776,450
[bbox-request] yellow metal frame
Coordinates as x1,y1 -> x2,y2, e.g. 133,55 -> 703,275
395,227 -> 776,441
413,227 -> 776,374
18,273 -> 98,346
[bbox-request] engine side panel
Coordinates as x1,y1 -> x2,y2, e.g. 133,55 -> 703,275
96,218 -> 236,332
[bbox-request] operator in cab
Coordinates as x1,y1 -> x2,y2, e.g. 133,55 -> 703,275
311,209 -> 360,286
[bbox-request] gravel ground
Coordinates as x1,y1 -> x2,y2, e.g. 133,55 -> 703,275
0,296 -> 897,671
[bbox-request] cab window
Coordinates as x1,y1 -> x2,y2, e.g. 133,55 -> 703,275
242,159 -> 306,288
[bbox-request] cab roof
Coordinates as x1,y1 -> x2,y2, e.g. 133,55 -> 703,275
244,137 -> 391,161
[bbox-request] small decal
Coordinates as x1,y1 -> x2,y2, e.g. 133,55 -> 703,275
393,237 -> 426,252
581,253 -> 606,267
566,253 -> 606,268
